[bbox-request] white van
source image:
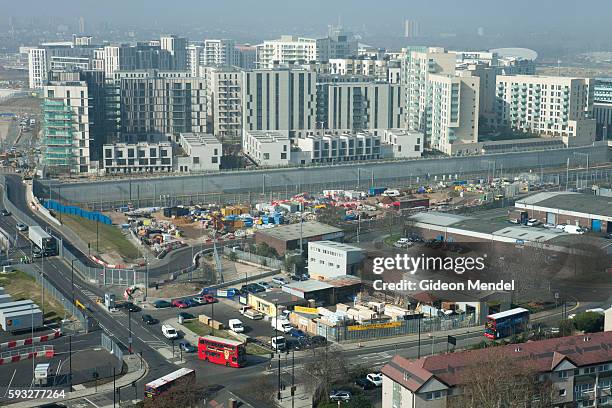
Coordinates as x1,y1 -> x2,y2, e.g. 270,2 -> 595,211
271,336 -> 286,351
161,324 -> 179,339
563,225 -> 586,235
228,318 -> 245,333
382,189 -> 400,197
271,317 -> 292,333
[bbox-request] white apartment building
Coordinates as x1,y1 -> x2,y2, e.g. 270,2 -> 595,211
495,75 -> 596,146
427,71 -> 480,153
320,81 -> 404,131
203,66 -> 242,141
401,47 -> 480,153
203,39 -> 237,67
28,48 -> 47,89
242,69 -> 316,139
307,241 -> 365,280
103,142 -> 173,173
187,44 -> 204,77
380,129 -> 423,158
328,57 -> 390,81
242,130 -> 290,167
295,132 -> 382,164
176,132 -> 222,172
256,36 -> 317,69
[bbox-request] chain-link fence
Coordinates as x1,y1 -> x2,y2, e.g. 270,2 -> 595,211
101,332 -> 124,368
223,247 -> 285,270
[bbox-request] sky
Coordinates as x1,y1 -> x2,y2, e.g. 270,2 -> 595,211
4,0 -> 612,56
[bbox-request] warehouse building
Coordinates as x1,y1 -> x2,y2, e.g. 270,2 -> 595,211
246,290 -> 308,317
307,241 -> 365,280
282,275 -> 361,305
515,191 -> 612,233
254,221 -> 344,255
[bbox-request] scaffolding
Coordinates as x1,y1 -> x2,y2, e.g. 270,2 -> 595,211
41,100 -> 76,172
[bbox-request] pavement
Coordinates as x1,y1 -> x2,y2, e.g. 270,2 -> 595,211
5,352 -> 147,408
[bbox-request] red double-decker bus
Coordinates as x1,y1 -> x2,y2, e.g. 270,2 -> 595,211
198,335 -> 246,367
144,368 -> 195,401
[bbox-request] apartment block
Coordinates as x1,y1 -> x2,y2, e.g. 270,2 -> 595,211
116,69 -> 207,136
42,70 -> 105,174
382,332 -> 612,408
256,36 -> 317,69
203,39 -> 237,67
242,69 -> 316,139
307,241 -> 365,280
495,75 -> 596,146
380,129 -> 423,158
316,26 -> 358,62
242,130 -> 290,167
318,81 -> 404,131
175,132 -> 222,172
295,132 -> 382,164
328,57 -> 390,81
103,142 -> 173,173
160,35 -> 187,71
203,66 -> 242,141
235,44 -> 257,69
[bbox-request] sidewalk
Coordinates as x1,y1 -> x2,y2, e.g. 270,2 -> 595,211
6,353 -> 148,408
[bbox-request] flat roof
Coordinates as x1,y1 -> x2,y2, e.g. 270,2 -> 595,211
516,192 -> 612,218
257,221 -> 343,242
284,280 -> 334,293
309,240 -> 362,252
251,290 -> 303,305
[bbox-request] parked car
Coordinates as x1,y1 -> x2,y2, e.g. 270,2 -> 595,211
194,294 -> 217,304
153,300 -> 172,309
329,390 -> 351,402
605,233 -> 612,239
288,328 -> 307,339
183,298 -> 198,307
179,341 -> 196,353
172,299 -> 189,308
526,219 -> 541,227
257,281 -> 273,290
310,335 -> 327,348
178,312 -> 195,320
543,223 -> 556,229
272,276 -> 288,286
16,223 -> 28,231
142,314 -> 158,325
1,209 -> 10,216
366,372 -> 383,387
161,324 -> 179,339
290,273 -> 309,281
355,377 -> 375,390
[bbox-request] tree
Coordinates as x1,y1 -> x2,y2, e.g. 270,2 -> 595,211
558,319 -> 575,337
447,349 -> 553,408
572,312 -> 604,333
240,375 -> 276,406
254,242 -> 278,258
300,345 -> 349,404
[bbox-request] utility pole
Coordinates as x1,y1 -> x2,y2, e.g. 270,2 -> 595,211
113,367 -> 116,408
417,316 -> 421,359
291,348 -> 295,408
69,335 -> 72,388
128,309 -> 132,354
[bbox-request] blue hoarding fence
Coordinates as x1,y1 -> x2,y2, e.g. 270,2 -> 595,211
43,199 -> 112,225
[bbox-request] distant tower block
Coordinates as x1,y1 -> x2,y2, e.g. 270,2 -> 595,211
477,27 -> 485,37
78,16 -> 85,34
404,19 -> 419,39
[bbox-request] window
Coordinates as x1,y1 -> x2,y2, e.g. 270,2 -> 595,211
559,371 -> 569,379
212,157 -> 218,164
263,153 -> 270,160
193,157 -> 199,164
559,389 -> 566,397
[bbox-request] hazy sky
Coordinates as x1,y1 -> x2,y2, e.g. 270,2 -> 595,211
5,0 -> 612,56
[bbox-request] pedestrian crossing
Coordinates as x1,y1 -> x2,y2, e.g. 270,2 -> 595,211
81,289 -> 99,302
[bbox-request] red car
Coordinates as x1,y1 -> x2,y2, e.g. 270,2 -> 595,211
194,295 -> 217,304
172,299 -> 189,308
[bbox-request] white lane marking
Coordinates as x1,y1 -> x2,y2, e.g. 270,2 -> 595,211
83,397 -> 101,408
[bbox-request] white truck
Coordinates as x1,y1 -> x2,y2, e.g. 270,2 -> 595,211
228,318 -> 245,333
271,317 -> 292,333
28,226 -> 57,256
239,306 -> 264,320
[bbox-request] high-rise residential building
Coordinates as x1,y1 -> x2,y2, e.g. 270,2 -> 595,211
256,36 -> 317,69
202,39 -> 237,66
160,35 -> 188,70
78,17 -> 86,34
115,69 -> 207,137
426,71 -> 480,153
495,75 -> 596,146
404,19 -> 419,38
42,70 -> 105,174
593,79 -> 612,140
242,69 -> 316,139
399,47 -> 480,153
317,81 -> 404,131
28,42 -> 98,89
28,48 -> 47,89
187,44 -> 204,77
328,57 -> 391,81
316,26 -> 358,62
235,44 -> 257,69
202,66 -> 243,142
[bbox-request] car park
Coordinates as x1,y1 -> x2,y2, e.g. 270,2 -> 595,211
183,298 -> 198,307
161,324 -> 179,339
194,294 -> 217,304
153,300 -> 172,308
142,314 -> 158,325
178,312 -> 195,320
179,341 -> 196,353
172,299 -> 189,308
16,223 -> 28,231
288,328 -> 307,339
366,372 -> 383,387
329,390 -> 351,402
257,281 -> 273,290
526,218 -> 541,227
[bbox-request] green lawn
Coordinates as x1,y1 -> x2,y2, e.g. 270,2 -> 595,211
183,320 -> 270,355
60,213 -> 139,261
383,234 -> 402,247
0,271 -> 67,323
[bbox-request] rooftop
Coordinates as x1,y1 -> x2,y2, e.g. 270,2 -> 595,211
309,240 -> 363,252
516,192 -> 612,219
284,280 -> 334,293
382,331 -> 612,393
250,289 -> 305,306
246,130 -> 290,143
256,221 -> 343,242
179,132 -> 221,146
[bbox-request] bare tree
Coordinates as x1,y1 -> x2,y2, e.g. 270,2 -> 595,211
300,345 -> 349,403
448,349 -> 553,408
240,375 -> 276,406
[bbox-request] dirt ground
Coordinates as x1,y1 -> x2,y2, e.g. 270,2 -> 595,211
0,118 -> 12,141
146,282 -> 203,299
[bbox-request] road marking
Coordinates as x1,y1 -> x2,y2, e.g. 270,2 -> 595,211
3,369 -> 16,397
83,397 -> 101,408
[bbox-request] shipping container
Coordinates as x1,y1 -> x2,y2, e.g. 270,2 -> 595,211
368,187 -> 387,196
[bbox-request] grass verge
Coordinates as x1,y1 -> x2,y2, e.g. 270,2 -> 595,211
60,213 -> 139,261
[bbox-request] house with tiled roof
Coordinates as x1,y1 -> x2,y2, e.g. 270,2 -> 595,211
381,332 -> 612,408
